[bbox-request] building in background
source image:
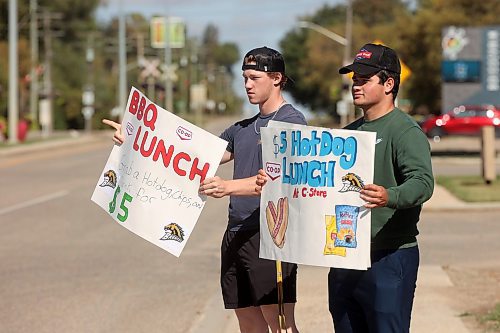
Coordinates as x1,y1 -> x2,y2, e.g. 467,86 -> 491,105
441,26 -> 500,113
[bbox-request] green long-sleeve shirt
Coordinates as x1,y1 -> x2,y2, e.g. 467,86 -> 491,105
346,108 -> 434,250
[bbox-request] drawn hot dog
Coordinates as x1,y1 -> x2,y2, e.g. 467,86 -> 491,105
265,197 -> 289,248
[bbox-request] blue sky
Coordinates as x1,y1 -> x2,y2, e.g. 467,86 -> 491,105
97,0 -> 343,116
97,0 -> 342,55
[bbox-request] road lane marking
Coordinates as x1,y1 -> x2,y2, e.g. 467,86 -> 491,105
0,190 -> 69,216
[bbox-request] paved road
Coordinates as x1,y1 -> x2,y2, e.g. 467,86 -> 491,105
0,129 -> 233,333
1,124 -> 499,332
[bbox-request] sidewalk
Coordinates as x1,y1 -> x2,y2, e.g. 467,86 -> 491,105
190,183 -> 499,332
191,265 -> 470,333
424,182 -> 500,211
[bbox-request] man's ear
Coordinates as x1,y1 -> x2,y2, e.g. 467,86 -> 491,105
384,77 -> 395,95
273,73 -> 284,86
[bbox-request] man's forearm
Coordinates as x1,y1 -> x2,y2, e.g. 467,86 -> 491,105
225,176 -> 260,196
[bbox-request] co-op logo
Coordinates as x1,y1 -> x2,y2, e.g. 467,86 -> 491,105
176,126 -> 192,140
265,162 -> 281,181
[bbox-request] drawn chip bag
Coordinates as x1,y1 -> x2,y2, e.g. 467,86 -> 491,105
324,215 -> 347,256
334,205 -> 359,248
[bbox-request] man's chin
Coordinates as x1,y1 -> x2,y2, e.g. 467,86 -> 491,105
352,99 -> 364,107
247,97 -> 259,105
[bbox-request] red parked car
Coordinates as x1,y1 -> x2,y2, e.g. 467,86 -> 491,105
420,105 -> 500,138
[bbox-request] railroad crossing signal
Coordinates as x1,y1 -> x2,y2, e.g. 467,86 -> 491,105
140,58 -> 161,80
160,64 -> 178,82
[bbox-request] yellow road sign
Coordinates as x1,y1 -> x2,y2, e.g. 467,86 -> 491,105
372,39 -> 411,84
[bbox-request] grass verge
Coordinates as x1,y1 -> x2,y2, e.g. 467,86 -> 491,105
436,175 -> 500,202
479,303 -> 500,332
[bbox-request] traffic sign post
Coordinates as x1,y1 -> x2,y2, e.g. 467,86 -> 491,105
150,16 -> 185,112
82,87 -> 94,133
336,99 -> 348,128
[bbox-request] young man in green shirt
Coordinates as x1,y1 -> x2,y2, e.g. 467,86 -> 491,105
328,43 -> 434,333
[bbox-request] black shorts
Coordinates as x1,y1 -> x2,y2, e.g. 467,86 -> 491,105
220,228 -> 297,309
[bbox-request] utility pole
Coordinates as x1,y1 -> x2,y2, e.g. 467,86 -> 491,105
40,9 -> 54,137
8,0 -> 19,144
164,16 -> 173,112
118,0 -> 127,121
82,34 -> 95,134
343,0 -> 354,124
343,0 -> 352,70
29,0 -> 39,127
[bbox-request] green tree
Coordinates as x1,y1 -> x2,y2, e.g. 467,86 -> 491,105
280,5 -> 347,113
280,0 -> 412,115
214,42 -> 239,73
199,24 -> 241,114
0,1 -> 243,129
0,0 -> 101,129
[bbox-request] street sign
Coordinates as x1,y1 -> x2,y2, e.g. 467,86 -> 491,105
150,17 -> 185,49
151,17 -> 166,49
82,106 -> 94,120
336,100 -> 348,116
190,84 -> 207,111
168,17 -> 185,49
82,90 -> 94,106
39,99 -> 51,127
399,59 -> 412,84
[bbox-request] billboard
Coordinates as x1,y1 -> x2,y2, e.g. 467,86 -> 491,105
441,26 -> 500,112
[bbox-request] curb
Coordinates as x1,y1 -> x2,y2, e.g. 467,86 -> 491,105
0,131 -> 111,158
423,203 -> 500,212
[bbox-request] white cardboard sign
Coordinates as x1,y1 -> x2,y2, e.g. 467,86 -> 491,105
259,121 -> 375,269
91,87 -> 227,257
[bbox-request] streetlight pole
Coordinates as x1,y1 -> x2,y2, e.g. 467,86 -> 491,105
343,0 -> 354,124
344,0 -> 352,68
298,1 -> 354,126
297,20 -> 348,62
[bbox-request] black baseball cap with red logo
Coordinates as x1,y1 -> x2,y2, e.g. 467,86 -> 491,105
339,43 -> 401,75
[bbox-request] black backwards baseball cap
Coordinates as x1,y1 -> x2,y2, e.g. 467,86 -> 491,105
339,43 -> 401,76
242,46 -> 287,75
